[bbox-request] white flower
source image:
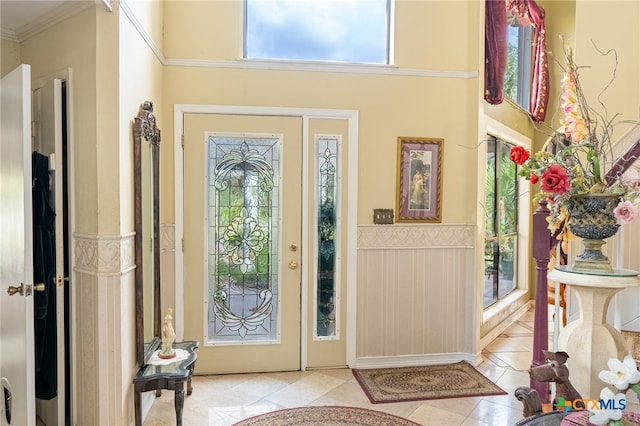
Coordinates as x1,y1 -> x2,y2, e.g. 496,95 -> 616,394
588,387 -> 625,425
598,355 -> 640,390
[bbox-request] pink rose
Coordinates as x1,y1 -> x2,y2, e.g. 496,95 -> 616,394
614,200 -> 639,225
541,165 -> 570,195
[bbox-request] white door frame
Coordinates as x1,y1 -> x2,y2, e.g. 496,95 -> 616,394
174,105 -> 358,369
31,68 -> 75,424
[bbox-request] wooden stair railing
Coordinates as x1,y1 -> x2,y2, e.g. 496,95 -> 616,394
530,199 -> 555,403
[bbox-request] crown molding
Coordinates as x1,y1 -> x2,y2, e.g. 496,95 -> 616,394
96,0 -> 113,12
120,0 -> 165,64
1,28 -> 19,43
13,1 -> 94,43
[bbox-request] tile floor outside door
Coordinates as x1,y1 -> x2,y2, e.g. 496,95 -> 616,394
142,308 -> 640,425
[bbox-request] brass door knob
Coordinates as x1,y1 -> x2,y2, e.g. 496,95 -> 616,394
6,283 -> 45,296
288,260 -> 298,270
7,283 -> 24,296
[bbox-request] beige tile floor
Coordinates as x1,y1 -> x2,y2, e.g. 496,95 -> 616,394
142,308 -> 640,426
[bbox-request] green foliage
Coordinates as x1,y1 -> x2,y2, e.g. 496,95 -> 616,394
504,43 -> 518,101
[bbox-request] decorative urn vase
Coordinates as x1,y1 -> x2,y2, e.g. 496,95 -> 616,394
567,194 -> 620,273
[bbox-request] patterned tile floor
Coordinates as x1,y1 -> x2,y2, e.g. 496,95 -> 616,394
142,308 -> 640,425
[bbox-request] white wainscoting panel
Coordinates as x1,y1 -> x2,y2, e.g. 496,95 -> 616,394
72,233 -> 135,424
356,224 -> 478,367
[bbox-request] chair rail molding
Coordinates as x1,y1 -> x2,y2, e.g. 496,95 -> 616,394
358,224 -> 475,249
74,232 -> 135,276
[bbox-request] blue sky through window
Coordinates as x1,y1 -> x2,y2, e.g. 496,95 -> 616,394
245,0 -> 390,64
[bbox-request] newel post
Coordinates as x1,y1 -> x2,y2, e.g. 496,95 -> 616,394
530,199 -> 554,403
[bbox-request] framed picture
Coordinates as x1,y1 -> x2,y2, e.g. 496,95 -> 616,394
396,137 -> 443,222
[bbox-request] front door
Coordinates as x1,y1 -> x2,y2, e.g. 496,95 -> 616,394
1,64 -> 36,426
183,114 -> 303,373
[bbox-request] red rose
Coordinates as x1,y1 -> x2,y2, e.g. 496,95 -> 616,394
529,173 -> 539,184
509,146 -> 530,165
541,165 -> 570,194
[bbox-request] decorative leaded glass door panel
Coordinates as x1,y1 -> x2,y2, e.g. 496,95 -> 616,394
183,114 -> 302,373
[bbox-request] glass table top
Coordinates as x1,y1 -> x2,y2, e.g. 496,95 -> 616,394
555,265 -> 639,277
134,341 -> 198,381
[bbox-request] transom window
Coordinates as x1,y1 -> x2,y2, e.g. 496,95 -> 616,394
244,0 -> 391,64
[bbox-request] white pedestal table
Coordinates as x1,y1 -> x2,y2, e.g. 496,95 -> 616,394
547,266 -> 640,400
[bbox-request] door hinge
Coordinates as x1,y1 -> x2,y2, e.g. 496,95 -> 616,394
182,238 -> 184,251
181,134 -> 185,149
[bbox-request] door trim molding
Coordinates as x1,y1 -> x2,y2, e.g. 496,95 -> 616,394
174,104 -> 359,369
31,67 -> 75,425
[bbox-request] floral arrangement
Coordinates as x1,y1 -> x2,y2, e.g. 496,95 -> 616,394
588,355 -> 640,425
509,42 -> 640,235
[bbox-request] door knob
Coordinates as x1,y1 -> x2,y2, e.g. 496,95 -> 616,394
7,283 -> 24,296
288,260 -> 298,270
6,283 -> 45,296
289,243 -> 298,252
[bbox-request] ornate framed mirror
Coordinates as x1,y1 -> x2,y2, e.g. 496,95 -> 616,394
133,101 -> 161,366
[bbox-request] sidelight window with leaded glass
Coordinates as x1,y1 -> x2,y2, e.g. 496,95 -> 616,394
315,136 -> 339,338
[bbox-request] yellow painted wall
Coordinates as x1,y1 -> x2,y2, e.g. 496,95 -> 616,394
161,0 -> 482,225
118,2 -> 165,422
126,0 -> 165,53
0,39 -> 21,77
119,3 -> 165,234
539,0 -> 576,151
20,7 -> 100,234
575,0 -> 640,140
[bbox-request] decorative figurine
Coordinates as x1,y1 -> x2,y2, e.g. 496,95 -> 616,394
159,308 -> 176,359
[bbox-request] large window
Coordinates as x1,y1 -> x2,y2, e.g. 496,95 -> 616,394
244,0 -> 391,64
504,11 -> 532,109
484,136 -> 519,308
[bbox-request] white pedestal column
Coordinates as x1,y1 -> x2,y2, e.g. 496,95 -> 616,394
548,267 -> 640,400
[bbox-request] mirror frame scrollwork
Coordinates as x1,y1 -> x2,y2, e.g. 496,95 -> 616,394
133,101 -> 161,366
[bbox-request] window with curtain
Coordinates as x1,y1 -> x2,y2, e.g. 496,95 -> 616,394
244,0 -> 391,64
484,136 -> 519,308
485,0 -> 548,122
504,10 -> 532,109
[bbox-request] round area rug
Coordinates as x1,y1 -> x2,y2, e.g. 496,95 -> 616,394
233,406 -> 422,426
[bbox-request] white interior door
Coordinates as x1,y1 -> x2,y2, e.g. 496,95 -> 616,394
31,76 -> 65,426
0,64 -> 36,426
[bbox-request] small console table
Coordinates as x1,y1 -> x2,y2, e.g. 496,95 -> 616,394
134,340 -> 198,426
548,266 -> 640,399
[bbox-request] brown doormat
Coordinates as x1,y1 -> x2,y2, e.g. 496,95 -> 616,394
353,361 -> 506,403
